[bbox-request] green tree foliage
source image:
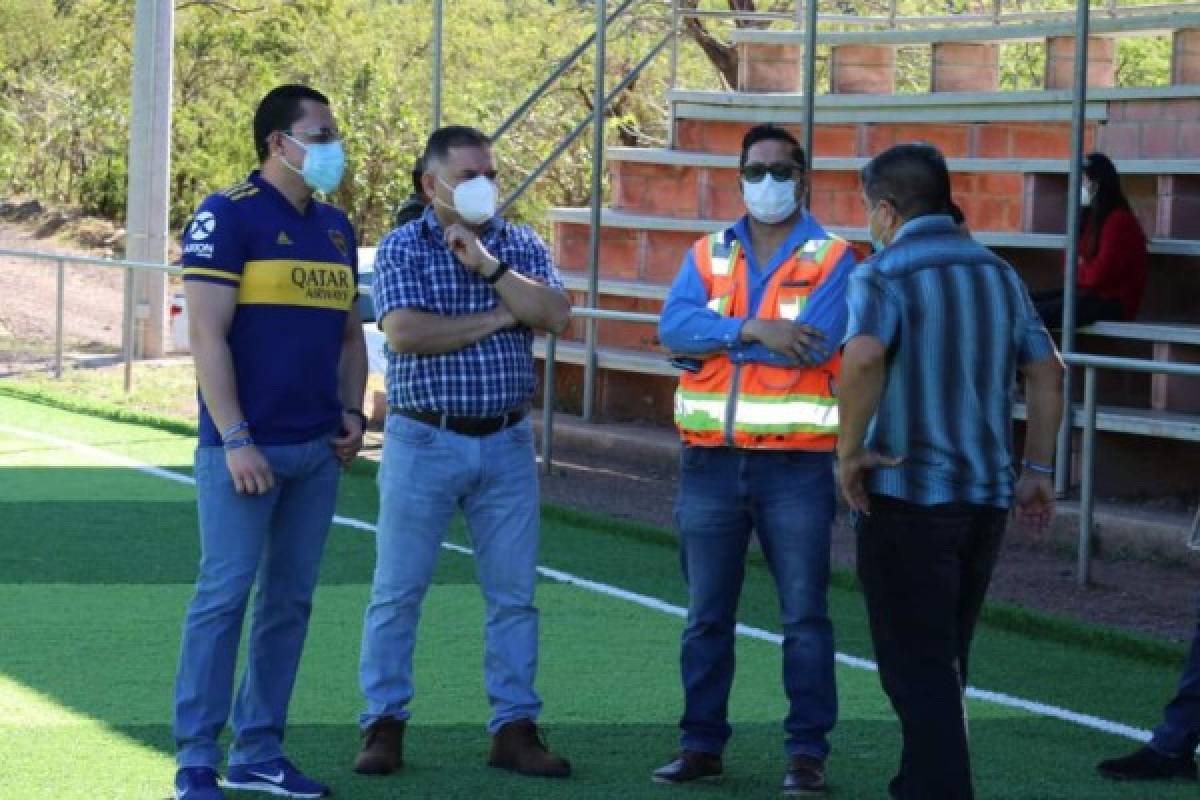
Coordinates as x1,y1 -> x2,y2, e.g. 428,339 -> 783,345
0,0 -> 689,243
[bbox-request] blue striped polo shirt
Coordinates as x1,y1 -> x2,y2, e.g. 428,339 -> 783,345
843,214 -> 1055,508
181,170 -> 358,446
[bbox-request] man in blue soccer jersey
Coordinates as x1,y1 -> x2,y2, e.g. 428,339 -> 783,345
354,125 -> 572,780
172,84 -> 367,800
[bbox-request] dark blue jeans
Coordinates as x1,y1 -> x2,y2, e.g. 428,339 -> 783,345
674,446 -> 837,759
1151,594 -> 1200,757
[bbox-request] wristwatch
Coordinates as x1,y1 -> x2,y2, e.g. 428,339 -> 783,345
484,260 -> 510,284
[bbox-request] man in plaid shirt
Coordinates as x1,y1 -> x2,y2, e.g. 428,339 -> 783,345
354,125 -> 572,780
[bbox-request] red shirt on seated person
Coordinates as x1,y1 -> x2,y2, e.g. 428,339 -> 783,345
1034,151 -> 1149,328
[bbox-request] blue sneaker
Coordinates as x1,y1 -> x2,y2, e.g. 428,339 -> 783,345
174,767 -> 225,800
223,758 -> 330,798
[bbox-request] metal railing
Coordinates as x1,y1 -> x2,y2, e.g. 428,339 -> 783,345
0,247 -> 178,392
1062,353 -> 1200,584
538,309 -> 1200,588
424,0 -> 1200,428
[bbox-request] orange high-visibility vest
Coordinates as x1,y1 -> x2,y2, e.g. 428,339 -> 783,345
674,230 -> 848,451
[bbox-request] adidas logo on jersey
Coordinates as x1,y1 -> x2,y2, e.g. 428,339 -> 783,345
277,231 -> 293,246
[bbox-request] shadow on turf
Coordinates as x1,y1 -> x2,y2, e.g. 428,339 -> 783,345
105,718 -> 1200,800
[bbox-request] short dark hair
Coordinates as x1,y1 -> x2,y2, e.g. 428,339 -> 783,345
410,155 -> 426,195
422,125 -> 491,168
253,84 -> 329,162
861,143 -> 953,221
739,124 -> 806,171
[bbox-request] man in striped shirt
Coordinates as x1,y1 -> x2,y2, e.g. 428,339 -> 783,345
838,143 -> 1064,800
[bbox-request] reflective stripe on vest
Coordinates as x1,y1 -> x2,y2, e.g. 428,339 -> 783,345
676,390 -> 838,435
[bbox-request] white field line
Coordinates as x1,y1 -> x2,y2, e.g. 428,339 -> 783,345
0,422 -> 1155,745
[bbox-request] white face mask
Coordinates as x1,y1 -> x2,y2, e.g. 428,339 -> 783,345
1080,184 -> 1092,207
439,175 -> 497,225
742,175 -> 798,225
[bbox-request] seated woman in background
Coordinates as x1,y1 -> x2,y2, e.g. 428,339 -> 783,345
1033,152 -> 1149,328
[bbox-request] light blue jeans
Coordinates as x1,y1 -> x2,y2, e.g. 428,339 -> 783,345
359,414 -> 542,733
174,437 -> 340,769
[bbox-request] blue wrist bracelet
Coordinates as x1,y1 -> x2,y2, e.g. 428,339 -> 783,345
224,436 -> 255,451
221,421 -> 250,442
1022,459 -> 1054,475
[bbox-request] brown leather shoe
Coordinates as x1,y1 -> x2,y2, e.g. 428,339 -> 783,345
354,717 -> 406,775
651,750 -> 723,784
782,754 -> 827,795
487,718 -> 571,778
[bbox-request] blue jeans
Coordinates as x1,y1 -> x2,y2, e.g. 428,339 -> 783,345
359,414 -> 542,733
674,446 -> 837,759
174,437 -> 340,769
1152,593 -> 1200,757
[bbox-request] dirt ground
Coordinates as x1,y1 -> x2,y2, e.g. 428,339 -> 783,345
4,217 -> 1198,648
0,221 -> 126,372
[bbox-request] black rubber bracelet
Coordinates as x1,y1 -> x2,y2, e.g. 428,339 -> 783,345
484,261 -> 509,284
345,409 -> 369,430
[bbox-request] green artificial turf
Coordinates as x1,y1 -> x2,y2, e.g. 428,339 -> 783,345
0,394 -> 1196,799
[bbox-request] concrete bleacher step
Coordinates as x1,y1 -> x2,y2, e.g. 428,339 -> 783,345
1079,321 -> 1200,346
558,271 -> 669,301
608,147 -> 1200,176
727,11 -> 1200,48
547,209 -> 1200,281
669,88 -> 1112,125
606,147 -> 1200,234
1013,401 -> 1200,441
533,338 -> 677,377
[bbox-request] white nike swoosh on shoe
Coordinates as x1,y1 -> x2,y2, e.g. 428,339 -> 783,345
248,770 -> 285,783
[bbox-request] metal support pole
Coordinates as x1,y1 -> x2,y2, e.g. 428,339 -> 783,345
1054,0 -> 1090,497
54,258 -> 65,379
802,0 -> 819,200
667,0 -> 681,148
582,0 -> 608,422
123,267 -> 135,393
541,334 -> 558,475
432,0 -> 444,130
1076,367 -> 1098,587
126,0 -> 173,359
491,0 -> 637,143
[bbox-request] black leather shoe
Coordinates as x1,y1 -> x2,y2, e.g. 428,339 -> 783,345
782,755 -> 826,795
1097,746 -> 1197,782
651,750 -> 723,784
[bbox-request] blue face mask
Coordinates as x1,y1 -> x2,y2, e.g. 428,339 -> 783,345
283,133 -> 346,194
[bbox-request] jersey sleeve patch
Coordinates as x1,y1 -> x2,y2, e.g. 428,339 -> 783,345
181,193 -> 246,279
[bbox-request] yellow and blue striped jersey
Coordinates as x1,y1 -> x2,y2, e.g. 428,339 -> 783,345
181,170 -> 358,446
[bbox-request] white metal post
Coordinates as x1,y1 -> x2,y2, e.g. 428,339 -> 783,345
125,0 -> 174,360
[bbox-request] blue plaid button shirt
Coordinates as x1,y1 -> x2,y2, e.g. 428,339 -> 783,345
373,206 -> 565,416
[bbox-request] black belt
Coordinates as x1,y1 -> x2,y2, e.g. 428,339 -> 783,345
391,406 -> 528,437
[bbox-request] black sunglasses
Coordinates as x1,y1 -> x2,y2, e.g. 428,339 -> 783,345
740,162 -> 799,183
